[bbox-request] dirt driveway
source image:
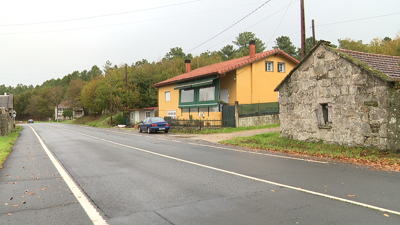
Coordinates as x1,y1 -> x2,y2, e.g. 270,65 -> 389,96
173,127 -> 280,143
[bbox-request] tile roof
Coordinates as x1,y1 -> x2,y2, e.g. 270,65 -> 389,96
57,101 -> 71,108
153,49 -> 299,87
337,49 -> 400,79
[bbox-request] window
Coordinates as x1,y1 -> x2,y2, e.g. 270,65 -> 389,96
181,89 -> 194,103
145,111 -> 151,118
315,103 -> 332,128
265,61 -> 274,71
199,86 -> 215,101
165,91 -> 170,101
277,62 -> 286,72
131,112 -> 134,120
167,110 -> 176,119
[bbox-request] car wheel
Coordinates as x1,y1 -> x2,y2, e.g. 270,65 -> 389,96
165,130 -> 169,133
138,127 -> 142,133
147,127 -> 151,134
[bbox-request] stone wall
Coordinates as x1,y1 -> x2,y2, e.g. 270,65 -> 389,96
279,44 -> 391,150
0,107 -> 13,136
387,90 -> 400,152
238,114 -> 280,127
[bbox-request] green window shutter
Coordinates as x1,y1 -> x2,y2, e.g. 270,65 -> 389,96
191,77 -> 216,88
174,81 -> 193,90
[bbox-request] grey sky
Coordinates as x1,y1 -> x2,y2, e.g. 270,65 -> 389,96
1,0 -> 399,87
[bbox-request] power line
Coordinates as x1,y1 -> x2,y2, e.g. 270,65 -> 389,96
205,1 -> 298,51
0,0 -> 202,27
266,0 -> 294,47
186,0 -> 272,53
318,12 -> 400,26
0,2 -> 264,35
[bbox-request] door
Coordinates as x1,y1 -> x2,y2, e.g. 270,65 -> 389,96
135,111 -> 140,123
220,89 -> 229,104
222,105 -> 236,127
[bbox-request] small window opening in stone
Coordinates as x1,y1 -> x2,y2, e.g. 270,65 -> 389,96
321,103 -> 328,124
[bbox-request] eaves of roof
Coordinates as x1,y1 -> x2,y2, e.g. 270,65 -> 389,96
126,107 -> 158,111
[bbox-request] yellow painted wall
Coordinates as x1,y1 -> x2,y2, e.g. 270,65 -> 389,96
233,55 -> 297,104
236,65 -> 252,104
220,70 -> 237,105
251,54 -> 297,103
158,84 -> 181,118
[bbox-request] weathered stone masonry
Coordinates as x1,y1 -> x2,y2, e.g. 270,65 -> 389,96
388,90 -> 400,151
278,44 -> 397,151
0,107 -> 13,136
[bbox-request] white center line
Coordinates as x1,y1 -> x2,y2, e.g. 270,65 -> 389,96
29,126 -> 108,225
58,126 -> 400,216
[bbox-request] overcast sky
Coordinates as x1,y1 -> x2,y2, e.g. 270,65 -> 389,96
1,0 -> 399,87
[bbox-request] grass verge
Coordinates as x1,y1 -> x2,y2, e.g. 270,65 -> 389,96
61,113 -> 115,127
221,132 -> 400,171
0,126 -> 22,169
173,124 -> 280,134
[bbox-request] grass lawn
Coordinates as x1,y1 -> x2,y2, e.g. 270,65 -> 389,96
173,124 -> 280,134
0,126 -> 22,169
221,132 -> 400,171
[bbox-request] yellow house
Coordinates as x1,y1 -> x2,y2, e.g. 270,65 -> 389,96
153,41 -> 299,120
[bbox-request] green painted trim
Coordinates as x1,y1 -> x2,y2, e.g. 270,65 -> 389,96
174,76 -> 217,90
191,77 -> 216,88
178,79 -> 219,109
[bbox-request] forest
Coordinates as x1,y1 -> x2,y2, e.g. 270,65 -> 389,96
1,31 -> 399,121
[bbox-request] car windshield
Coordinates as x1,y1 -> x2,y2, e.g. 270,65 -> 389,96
150,117 -> 165,122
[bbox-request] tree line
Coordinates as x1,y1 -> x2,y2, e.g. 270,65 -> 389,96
1,31 -> 399,120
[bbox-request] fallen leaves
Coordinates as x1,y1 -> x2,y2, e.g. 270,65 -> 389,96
29,193 -> 35,195
384,213 -> 390,217
346,195 -> 356,197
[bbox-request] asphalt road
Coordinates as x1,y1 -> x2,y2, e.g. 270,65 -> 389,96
1,123 -> 400,225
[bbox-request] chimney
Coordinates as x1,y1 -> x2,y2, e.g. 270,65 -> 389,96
185,59 -> 191,73
249,40 -> 256,58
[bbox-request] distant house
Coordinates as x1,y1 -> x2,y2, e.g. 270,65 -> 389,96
275,41 -> 400,151
55,101 -> 84,120
153,41 -> 299,121
0,92 -> 14,136
127,107 -> 158,126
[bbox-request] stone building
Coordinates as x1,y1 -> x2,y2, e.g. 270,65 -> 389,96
0,93 -> 14,136
275,41 -> 400,152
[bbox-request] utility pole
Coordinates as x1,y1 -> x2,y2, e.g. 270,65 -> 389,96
312,19 -> 316,46
110,79 -> 113,127
300,0 -> 306,59
125,63 -> 128,88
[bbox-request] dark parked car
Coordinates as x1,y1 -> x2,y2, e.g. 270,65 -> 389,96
27,119 -> 34,124
138,117 -> 170,134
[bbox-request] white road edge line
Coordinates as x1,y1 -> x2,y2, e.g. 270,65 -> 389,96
60,127 -> 400,216
29,126 -> 109,225
187,143 -> 327,164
